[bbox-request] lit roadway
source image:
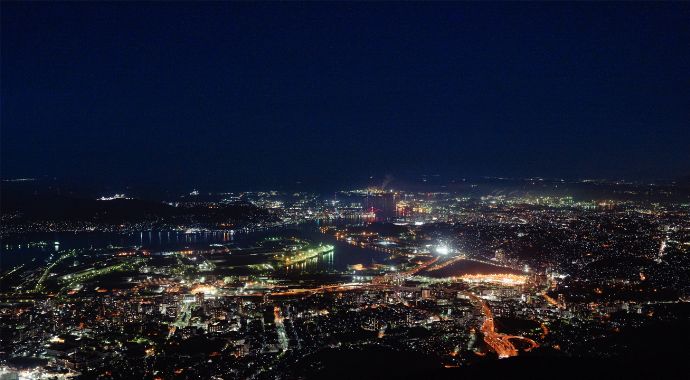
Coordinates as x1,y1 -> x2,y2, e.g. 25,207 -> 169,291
266,254 -> 539,358
274,306 -> 289,352
34,250 -> 76,292
268,282 -> 539,359
268,283 -> 370,297
465,292 -> 539,358
541,278 -> 562,308
403,256 -> 439,276
542,292 -> 559,308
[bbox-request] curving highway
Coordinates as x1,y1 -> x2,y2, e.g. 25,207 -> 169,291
465,292 -> 539,358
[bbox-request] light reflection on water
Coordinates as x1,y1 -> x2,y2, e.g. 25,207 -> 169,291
1,221 -> 391,272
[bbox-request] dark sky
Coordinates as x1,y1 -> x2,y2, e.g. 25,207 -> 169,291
2,2 -> 689,191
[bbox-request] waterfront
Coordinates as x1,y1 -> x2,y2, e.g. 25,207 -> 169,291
0,222 -> 395,274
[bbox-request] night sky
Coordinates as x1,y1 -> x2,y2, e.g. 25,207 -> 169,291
2,2 -> 689,192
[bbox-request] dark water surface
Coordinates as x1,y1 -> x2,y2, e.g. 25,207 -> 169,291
1,222 -> 392,273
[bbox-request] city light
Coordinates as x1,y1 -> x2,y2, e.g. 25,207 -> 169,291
457,273 -> 528,286
191,285 -> 218,296
435,245 -> 450,255
1,1 -> 686,377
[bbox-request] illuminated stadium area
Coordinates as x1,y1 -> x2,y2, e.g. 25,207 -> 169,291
190,285 -> 218,297
455,273 -> 527,286
416,256 -> 526,285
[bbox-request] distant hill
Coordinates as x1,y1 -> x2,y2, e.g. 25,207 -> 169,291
0,184 -> 273,227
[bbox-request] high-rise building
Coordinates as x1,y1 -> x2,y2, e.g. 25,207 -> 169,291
195,292 -> 205,304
